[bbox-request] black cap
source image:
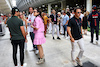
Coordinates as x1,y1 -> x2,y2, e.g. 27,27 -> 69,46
12,7 -> 19,12
12,7 -> 20,15
92,5 -> 97,10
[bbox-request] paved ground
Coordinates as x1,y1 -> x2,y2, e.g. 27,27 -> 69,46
0,27 -> 100,67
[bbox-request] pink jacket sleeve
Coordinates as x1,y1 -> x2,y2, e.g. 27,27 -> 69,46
35,17 -> 40,29
34,16 -> 45,32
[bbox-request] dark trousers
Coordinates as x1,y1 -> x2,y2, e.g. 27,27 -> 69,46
44,24 -> 47,36
0,24 -> 2,32
90,27 -> 99,42
59,23 -> 61,32
11,39 -> 25,66
30,32 -> 38,50
63,25 -> 68,36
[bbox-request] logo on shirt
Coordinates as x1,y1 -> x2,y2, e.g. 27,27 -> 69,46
92,13 -> 98,18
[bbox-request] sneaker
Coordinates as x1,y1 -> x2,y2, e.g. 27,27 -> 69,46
21,63 -> 27,67
76,58 -> 83,66
90,41 -> 93,43
45,35 -> 46,37
61,36 -> 65,38
15,66 -> 18,67
72,61 -> 77,66
35,50 -> 39,55
57,37 -> 61,40
85,33 -> 87,35
30,48 -> 36,51
36,58 -> 45,65
66,37 -> 70,40
53,37 -> 55,40
96,40 -> 98,45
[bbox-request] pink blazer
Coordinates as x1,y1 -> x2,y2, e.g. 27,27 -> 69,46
33,16 -> 45,33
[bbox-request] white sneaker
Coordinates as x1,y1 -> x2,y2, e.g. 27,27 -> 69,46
76,58 -> 83,66
21,63 -> 27,67
66,37 -> 70,39
36,58 -> 45,65
35,50 -> 39,55
62,36 -> 65,38
30,48 -> 36,51
15,66 -> 18,67
72,61 -> 77,66
96,40 -> 98,45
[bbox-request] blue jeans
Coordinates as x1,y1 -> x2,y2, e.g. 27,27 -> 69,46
30,32 -> 38,50
63,25 -> 68,36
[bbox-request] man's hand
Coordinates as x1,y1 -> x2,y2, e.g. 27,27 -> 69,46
28,21 -> 32,23
25,32 -> 28,35
20,26 -> 26,39
70,38 -> 75,42
52,22 -> 54,25
25,39 -> 28,43
31,25 -> 35,28
57,22 -> 59,25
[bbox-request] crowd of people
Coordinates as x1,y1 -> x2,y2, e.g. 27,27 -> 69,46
1,5 -> 100,67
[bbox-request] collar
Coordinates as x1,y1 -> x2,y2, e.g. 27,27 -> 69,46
29,13 -> 34,16
64,14 -> 67,17
53,14 -> 56,16
74,16 -> 80,20
12,16 -> 18,18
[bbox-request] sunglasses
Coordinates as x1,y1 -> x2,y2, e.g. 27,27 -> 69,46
33,11 -> 37,13
77,12 -> 82,14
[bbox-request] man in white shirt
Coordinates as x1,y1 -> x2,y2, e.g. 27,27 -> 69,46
60,13 -> 64,34
80,13 -> 84,20
70,10 -> 75,18
28,7 -> 38,54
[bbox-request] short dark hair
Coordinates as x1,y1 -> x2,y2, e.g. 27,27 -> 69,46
11,7 -> 19,16
29,7 -> 34,10
74,7 -> 81,13
67,12 -> 71,16
63,11 -> 66,14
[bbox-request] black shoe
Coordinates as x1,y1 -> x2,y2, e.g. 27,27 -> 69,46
90,41 -> 93,43
45,35 -> 46,37
57,37 -> 61,40
53,37 -> 55,40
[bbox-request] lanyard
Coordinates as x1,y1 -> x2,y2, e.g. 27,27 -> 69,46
75,19 -> 81,33
75,19 -> 81,24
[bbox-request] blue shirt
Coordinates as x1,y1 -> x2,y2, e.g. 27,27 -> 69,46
63,14 -> 69,25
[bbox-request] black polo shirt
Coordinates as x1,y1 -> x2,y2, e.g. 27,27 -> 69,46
7,16 -> 25,40
50,14 -> 58,24
67,16 -> 82,40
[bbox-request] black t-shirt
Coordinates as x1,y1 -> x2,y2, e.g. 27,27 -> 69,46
67,16 -> 82,40
50,14 -> 58,24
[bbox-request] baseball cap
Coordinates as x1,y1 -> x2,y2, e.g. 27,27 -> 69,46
11,7 -> 20,15
92,5 -> 97,10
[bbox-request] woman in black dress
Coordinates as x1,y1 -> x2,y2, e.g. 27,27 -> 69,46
82,13 -> 88,35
